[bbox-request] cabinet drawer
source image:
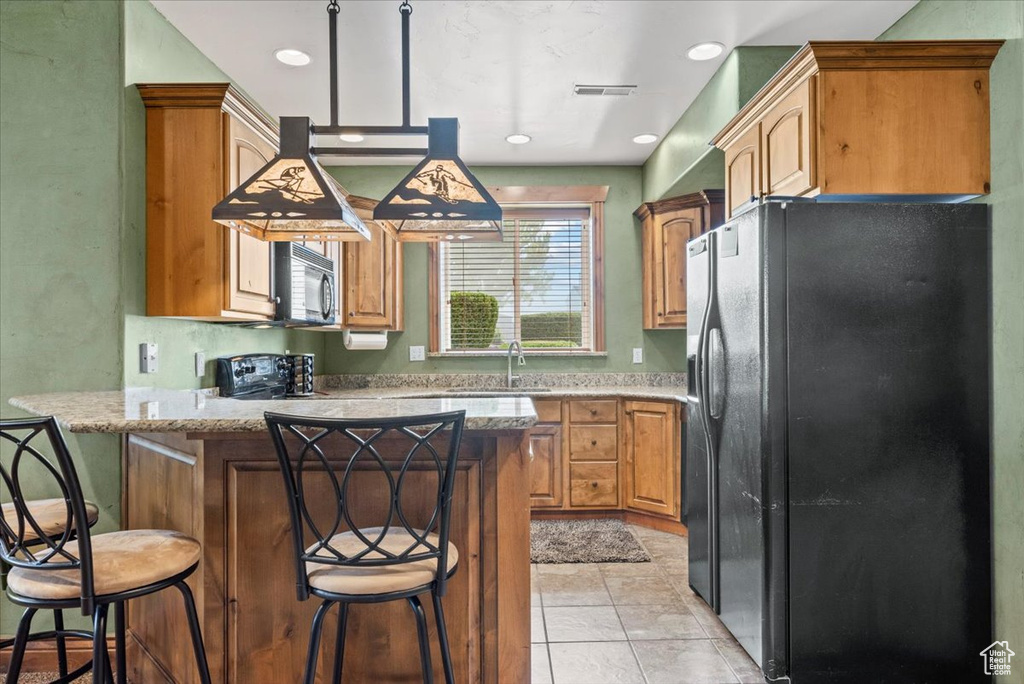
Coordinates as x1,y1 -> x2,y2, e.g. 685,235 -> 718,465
533,399 -> 562,424
568,400 -> 617,424
570,463 -> 618,508
569,425 -> 617,462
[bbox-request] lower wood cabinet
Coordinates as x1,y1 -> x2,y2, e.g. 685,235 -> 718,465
528,397 -> 683,522
623,400 -> 680,518
528,424 -> 563,508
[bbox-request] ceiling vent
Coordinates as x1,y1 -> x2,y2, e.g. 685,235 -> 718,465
573,84 -> 637,97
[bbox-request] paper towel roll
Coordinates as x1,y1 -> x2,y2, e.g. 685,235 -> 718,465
343,330 -> 389,350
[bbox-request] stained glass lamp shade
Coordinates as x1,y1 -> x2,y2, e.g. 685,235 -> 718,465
212,117 -> 371,242
374,118 -> 503,241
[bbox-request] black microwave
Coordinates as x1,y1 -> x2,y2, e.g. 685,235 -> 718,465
274,243 -> 336,326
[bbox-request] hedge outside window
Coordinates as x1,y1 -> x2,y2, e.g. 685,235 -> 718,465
432,205 -> 603,354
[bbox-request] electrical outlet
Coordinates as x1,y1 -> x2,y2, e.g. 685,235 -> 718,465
195,351 -> 206,378
632,347 -> 643,364
409,345 -> 426,362
140,343 -> 158,374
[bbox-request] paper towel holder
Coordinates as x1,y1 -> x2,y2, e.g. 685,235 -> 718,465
343,330 -> 389,350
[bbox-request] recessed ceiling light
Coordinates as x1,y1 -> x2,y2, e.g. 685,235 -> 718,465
505,133 -> 532,145
687,42 -> 724,61
275,48 -> 311,66
633,133 -> 659,144
339,134 -> 364,143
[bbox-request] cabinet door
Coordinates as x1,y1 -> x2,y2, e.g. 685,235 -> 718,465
529,425 -> 563,508
226,115 -> 277,317
624,401 -> 679,517
343,220 -> 400,329
725,123 -> 761,219
654,209 -> 701,328
761,77 -> 816,199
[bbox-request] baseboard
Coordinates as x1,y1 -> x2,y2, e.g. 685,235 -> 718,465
530,508 -> 688,536
0,636 -> 116,674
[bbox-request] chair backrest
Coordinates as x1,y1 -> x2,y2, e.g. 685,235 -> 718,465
264,410 -> 466,600
0,416 -> 97,613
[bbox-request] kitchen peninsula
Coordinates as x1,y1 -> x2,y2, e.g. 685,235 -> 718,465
9,389 -> 537,684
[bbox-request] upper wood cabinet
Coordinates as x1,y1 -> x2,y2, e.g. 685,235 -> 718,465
341,196 -> 404,331
623,400 -> 680,519
634,190 -> 724,329
713,41 -> 1004,219
139,84 -> 280,321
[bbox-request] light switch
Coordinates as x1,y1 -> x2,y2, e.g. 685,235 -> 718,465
632,347 -> 643,364
409,345 -> 426,362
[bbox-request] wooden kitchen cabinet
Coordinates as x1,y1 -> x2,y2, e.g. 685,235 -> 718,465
623,400 -> 680,518
713,41 -> 1004,218
529,399 -> 563,508
342,196 -> 404,331
139,84 -> 281,321
634,190 -> 724,329
566,400 -> 619,509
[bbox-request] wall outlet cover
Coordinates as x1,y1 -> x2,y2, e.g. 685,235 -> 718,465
632,347 -> 643,364
140,342 -> 158,374
409,345 -> 426,362
194,351 -> 206,378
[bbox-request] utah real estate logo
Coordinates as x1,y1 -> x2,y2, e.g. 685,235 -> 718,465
980,641 -> 1015,676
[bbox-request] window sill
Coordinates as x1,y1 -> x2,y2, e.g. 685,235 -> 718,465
429,350 -> 608,358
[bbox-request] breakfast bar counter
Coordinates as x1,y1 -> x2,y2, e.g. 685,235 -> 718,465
10,389 -> 537,684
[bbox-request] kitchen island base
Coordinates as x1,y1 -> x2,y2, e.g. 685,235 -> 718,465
122,429 -> 531,684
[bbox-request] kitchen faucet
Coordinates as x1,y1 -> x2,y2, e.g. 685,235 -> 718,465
507,340 -> 525,388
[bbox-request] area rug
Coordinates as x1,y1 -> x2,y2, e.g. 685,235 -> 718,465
530,518 -> 652,563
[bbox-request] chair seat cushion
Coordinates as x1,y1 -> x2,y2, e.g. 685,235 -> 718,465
2,498 -> 100,543
7,529 -> 201,601
306,527 -> 458,596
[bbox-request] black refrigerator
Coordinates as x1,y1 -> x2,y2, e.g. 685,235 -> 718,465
685,201 -> 991,683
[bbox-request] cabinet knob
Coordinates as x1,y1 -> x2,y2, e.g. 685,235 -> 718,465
591,481 -> 598,488
590,409 -> 597,415
348,312 -> 354,316
590,439 -> 597,446
657,311 -> 663,316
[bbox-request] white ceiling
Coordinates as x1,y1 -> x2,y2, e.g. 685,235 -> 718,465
150,0 -> 916,165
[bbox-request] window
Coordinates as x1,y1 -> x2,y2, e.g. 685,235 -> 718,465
431,200 -> 605,354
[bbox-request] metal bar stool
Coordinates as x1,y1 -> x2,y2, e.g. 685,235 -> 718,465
1,417 -> 212,684
1,496 -> 100,683
265,409 -> 466,684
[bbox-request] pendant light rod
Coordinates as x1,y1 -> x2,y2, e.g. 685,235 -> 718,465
312,0 -> 423,137
311,146 -> 428,156
328,0 -> 340,127
401,0 -> 412,127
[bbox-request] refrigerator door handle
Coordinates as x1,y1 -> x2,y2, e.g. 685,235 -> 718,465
708,327 -> 725,419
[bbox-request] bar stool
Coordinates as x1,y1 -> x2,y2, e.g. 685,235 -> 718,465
1,416 -> 212,684
264,410 -> 466,684
1,496 -> 100,682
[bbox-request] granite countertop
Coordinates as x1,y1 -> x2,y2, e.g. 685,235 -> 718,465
315,385 -> 688,402
8,388 -> 538,434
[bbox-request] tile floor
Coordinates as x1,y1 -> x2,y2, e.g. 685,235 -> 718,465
531,524 -> 763,684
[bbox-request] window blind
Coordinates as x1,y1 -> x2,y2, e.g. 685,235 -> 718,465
439,208 -> 593,352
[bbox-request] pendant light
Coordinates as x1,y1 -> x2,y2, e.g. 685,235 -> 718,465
212,117 -> 371,242
214,0 -> 502,243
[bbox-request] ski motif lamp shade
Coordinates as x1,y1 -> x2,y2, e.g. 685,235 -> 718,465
374,118 -> 503,241
212,117 -> 371,242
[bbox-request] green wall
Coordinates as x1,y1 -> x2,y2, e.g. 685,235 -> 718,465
878,0 -> 1024,671
121,0 -> 324,391
0,0 -> 125,634
641,47 -> 798,202
324,165 -> 688,375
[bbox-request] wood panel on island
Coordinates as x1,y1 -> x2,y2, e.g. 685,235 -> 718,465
529,397 -> 685,534
712,41 -> 1004,219
634,190 -> 724,330
138,83 -> 403,326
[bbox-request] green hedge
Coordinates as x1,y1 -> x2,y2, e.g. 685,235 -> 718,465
450,291 -> 499,348
521,312 -> 582,345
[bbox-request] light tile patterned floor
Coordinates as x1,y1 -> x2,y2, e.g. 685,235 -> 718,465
531,524 -> 762,684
